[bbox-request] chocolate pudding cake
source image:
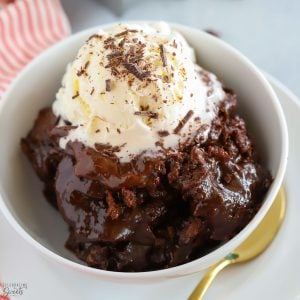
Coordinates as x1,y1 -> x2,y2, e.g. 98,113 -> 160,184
21,22 -> 272,272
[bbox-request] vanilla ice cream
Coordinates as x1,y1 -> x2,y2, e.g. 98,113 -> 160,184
53,22 -> 225,161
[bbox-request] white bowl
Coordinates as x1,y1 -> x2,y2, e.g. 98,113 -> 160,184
0,22 -> 288,283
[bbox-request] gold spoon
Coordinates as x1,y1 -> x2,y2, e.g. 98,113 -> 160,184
189,188 -> 286,300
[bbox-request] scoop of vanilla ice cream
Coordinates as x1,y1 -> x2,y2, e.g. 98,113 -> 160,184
53,22 -> 225,161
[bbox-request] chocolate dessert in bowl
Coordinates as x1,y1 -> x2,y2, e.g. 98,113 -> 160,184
0,22 -> 288,281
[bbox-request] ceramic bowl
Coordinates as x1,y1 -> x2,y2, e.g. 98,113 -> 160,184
0,22 -> 288,283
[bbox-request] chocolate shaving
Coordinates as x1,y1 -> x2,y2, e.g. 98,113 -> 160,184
124,63 -> 150,80
86,34 -> 102,42
119,39 -> 126,47
207,89 -> 213,97
77,68 -> 85,77
117,128 -> 121,134
72,91 -> 79,99
115,30 -> 128,37
50,125 -> 77,138
95,143 -> 121,154
105,79 -> 112,91
155,141 -> 164,147
163,75 -> 169,83
64,120 -> 71,126
157,130 -> 169,137
134,111 -> 158,119
115,29 -> 138,37
90,87 -> 95,95
84,61 -> 90,70
107,51 -> 123,58
129,45 -> 135,56
173,110 -> 194,134
159,44 -> 167,67
111,67 -> 120,76
104,37 -> 115,44
77,61 -> 89,77
200,72 -> 212,86
140,105 -> 149,111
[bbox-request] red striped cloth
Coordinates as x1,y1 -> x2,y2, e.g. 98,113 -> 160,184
0,281 -> 9,300
0,0 -> 70,96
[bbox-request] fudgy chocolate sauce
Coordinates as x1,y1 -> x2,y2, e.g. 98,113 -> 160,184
21,90 -> 271,272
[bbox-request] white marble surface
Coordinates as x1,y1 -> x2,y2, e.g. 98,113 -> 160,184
61,0 -> 300,99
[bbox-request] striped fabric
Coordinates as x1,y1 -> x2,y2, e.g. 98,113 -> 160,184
0,0 -> 70,96
0,281 -> 9,300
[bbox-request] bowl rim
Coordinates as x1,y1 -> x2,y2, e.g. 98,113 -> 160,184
0,21 -> 289,280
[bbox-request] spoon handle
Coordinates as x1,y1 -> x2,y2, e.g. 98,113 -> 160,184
188,258 -> 232,300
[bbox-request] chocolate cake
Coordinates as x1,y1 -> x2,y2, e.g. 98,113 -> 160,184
21,89 -> 271,272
